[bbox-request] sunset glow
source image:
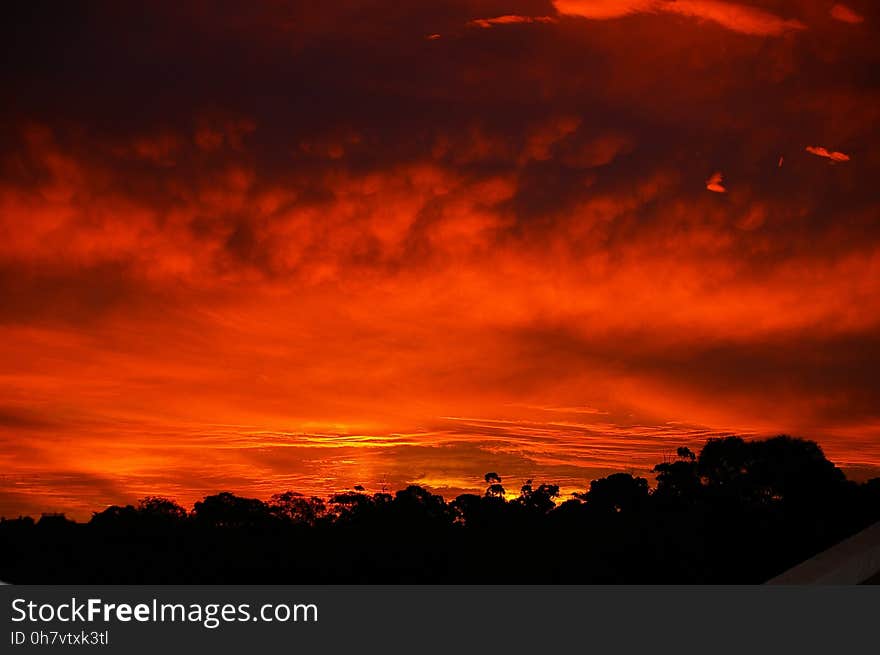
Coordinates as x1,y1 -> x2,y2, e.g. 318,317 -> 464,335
2,1 -> 879,519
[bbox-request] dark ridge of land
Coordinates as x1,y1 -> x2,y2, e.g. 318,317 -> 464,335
2,435 -> 879,583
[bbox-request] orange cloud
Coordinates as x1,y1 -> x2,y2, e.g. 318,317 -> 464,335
552,0 -> 656,19
706,171 -> 726,193
830,4 -> 864,24
2,2 -> 879,518
468,15 -> 557,28
553,0 -> 806,36
805,145 -> 851,162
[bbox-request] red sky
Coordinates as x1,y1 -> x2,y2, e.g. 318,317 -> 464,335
2,1 -> 879,519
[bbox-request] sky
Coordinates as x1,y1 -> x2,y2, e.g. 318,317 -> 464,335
1,1 -> 879,519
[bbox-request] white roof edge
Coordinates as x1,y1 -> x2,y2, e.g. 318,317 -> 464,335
766,520 -> 880,585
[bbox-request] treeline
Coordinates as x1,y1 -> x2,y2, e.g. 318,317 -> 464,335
2,435 -> 879,583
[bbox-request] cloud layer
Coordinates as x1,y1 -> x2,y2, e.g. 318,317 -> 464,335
553,0 -> 806,35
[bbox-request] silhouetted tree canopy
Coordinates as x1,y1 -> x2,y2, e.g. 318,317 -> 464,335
2,435 -> 878,584
269,492 -> 326,526
138,497 -> 188,521
576,473 -> 649,514
192,492 -> 271,528
484,472 -> 505,499
677,446 -> 696,461
516,480 -> 560,514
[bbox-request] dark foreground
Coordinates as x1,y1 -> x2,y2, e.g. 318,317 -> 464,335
2,436 -> 879,583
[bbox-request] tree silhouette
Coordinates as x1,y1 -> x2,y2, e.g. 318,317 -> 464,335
677,446 -> 696,461
653,456 -> 701,504
192,492 -> 271,528
269,492 -> 326,526
484,472 -> 505,499
394,485 -> 448,522
516,480 -> 560,514
2,435 -> 879,584
138,497 -> 187,522
576,473 -> 649,514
